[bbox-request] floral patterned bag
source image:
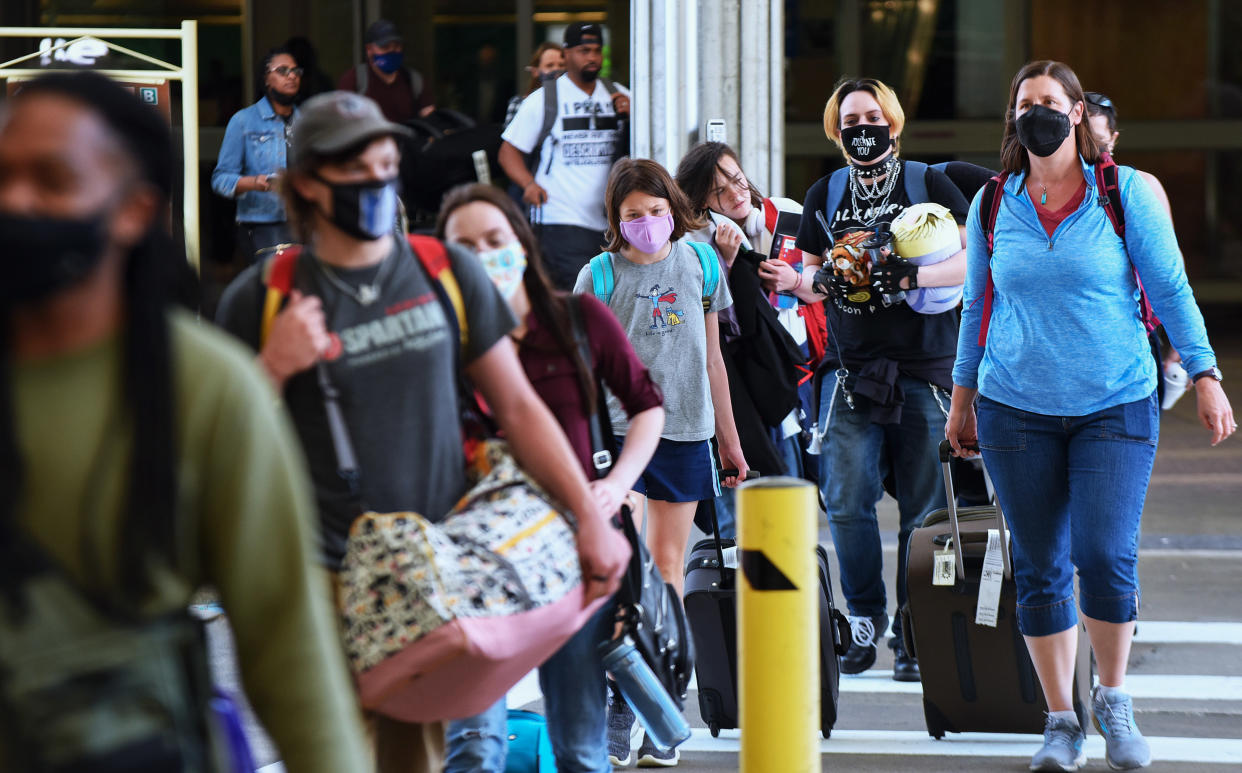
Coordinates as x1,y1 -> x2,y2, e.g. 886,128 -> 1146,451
337,439 -> 604,723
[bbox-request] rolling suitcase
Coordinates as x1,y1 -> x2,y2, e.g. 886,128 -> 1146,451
683,499 -> 850,738
902,440 -> 1092,738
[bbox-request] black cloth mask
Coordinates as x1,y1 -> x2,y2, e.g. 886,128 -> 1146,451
1015,104 -> 1072,158
0,209 -> 110,305
840,124 -> 892,164
267,86 -> 297,107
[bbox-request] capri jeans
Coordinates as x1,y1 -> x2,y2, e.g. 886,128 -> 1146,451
976,392 -> 1158,637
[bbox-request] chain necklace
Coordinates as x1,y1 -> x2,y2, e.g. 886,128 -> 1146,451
314,252 -> 395,306
848,156 -> 901,226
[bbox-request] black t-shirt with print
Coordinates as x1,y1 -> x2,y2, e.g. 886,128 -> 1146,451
216,235 -> 515,566
795,159 -> 969,368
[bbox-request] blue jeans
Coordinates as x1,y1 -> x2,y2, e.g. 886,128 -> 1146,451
816,374 -> 950,618
976,392 -> 1157,637
538,601 -> 617,773
444,700 -> 507,773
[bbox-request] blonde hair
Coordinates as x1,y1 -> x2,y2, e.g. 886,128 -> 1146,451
822,77 -> 905,161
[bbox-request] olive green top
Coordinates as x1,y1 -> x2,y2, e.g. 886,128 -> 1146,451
7,310 -> 370,772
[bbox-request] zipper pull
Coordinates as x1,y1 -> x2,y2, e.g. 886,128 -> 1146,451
1047,240 -> 1053,251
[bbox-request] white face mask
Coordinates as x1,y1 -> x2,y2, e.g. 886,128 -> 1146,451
477,241 -> 527,299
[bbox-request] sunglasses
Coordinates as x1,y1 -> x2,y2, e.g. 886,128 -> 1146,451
268,65 -> 304,78
1085,92 -> 1114,111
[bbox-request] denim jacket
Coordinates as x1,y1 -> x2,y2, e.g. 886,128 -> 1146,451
211,97 -> 295,224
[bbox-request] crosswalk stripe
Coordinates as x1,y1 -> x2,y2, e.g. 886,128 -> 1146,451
840,672 -> 1242,701
678,728 -> 1242,764
1133,621 -> 1242,645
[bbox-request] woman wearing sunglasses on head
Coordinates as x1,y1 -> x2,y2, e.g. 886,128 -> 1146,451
946,60 -> 1235,772
211,46 -> 303,262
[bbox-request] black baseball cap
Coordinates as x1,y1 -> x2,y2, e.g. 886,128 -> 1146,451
563,22 -> 603,49
365,19 -> 402,46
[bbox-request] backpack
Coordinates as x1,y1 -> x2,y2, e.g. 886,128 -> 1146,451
588,240 -> 720,313
260,234 -> 467,352
0,540 -> 223,770
353,61 -> 423,104
503,710 -> 556,772
526,75 -> 624,175
974,152 -> 1159,347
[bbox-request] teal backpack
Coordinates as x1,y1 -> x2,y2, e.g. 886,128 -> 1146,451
504,709 -> 556,772
588,241 -> 720,313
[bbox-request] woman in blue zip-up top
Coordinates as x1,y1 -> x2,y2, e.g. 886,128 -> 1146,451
211,47 -> 301,262
946,60 -> 1235,773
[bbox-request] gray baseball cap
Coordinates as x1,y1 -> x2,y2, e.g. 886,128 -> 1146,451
289,91 -> 412,169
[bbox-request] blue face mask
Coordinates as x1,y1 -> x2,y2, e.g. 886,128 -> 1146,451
372,51 -> 404,75
316,175 -> 399,241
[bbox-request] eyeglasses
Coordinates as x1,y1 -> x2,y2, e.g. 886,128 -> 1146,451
268,65 -> 304,78
1085,92 -> 1114,112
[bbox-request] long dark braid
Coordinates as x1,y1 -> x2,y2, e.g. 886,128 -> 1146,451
1,72 -> 181,601
435,184 -> 598,414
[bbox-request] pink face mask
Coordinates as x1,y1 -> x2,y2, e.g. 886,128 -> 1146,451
619,213 -> 674,254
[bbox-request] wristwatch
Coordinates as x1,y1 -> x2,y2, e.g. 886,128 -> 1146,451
1192,366 -> 1223,384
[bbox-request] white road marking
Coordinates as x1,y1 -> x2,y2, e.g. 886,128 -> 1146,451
1133,621 -> 1242,645
679,728 -> 1242,764
841,671 -> 1242,700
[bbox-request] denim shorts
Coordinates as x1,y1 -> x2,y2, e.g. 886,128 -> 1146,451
616,436 -> 720,503
976,392 -> 1158,637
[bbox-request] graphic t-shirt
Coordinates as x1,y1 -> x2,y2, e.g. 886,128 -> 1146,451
502,74 -> 630,232
795,160 -> 969,367
573,240 -> 733,441
216,236 -> 515,565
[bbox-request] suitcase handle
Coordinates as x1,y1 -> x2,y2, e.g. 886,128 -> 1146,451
937,440 -> 1010,582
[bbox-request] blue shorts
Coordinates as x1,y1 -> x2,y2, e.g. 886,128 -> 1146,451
616,436 -> 721,503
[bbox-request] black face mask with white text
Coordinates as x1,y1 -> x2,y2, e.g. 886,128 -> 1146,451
840,123 -> 892,164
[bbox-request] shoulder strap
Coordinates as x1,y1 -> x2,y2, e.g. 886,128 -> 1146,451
688,240 -> 720,311
1095,154 -> 1158,332
407,234 -> 469,353
588,252 -> 615,305
823,167 -> 851,240
354,62 -> 368,94
407,67 -> 423,101
601,78 -> 618,96
260,245 -> 303,347
566,295 -> 615,478
902,159 -> 929,204
975,172 -> 1009,347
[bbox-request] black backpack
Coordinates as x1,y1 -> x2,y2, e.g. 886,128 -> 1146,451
397,109 -> 503,216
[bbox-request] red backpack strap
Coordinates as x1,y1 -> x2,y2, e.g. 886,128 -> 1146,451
260,244 -> 303,347
1096,153 -> 1160,332
975,173 -> 1007,347
406,234 -> 469,351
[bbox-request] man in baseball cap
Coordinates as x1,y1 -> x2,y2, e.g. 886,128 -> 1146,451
337,18 -> 435,122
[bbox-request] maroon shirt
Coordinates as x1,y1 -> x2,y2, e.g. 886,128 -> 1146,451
337,65 -> 434,124
518,294 -> 663,478
1035,178 -> 1087,238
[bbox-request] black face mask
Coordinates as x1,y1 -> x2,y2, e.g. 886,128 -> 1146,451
267,86 -> 297,107
314,175 -> 399,241
0,210 -> 110,306
1015,104 -> 1072,158
840,123 -> 892,164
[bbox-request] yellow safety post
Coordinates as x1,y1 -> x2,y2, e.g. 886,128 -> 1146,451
737,477 -> 819,773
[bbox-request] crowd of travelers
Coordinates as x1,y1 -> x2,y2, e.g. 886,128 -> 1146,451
0,15 -> 1235,773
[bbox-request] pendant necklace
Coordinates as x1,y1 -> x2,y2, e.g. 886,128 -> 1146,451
849,156 -> 901,227
315,251 -> 395,306
1040,183 -> 1048,205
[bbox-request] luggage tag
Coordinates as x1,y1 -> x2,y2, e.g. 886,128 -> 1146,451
975,528 -> 1005,627
932,538 -> 956,586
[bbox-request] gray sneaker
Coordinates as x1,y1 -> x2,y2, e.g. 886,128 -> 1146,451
607,684 -> 639,766
1092,687 -> 1152,770
636,733 -> 680,767
1030,715 -> 1086,772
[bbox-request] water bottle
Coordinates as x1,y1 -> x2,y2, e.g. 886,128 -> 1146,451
1161,361 -> 1190,410
599,636 -> 692,752
864,223 -> 905,307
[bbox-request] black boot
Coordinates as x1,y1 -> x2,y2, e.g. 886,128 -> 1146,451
890,633 -> 921,683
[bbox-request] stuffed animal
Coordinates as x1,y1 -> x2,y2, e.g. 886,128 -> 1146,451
890,202 -> 963,314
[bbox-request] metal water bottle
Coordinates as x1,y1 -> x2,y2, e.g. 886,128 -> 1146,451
864,223 -> 905,307
599,636 -> 692,752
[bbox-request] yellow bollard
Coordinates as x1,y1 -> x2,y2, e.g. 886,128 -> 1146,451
737,477 -> 819,773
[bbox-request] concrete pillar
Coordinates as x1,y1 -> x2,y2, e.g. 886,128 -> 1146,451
632,0 -> 784,195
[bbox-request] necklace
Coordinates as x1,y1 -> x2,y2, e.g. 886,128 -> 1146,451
315,252 -> 395,306
848,156 -> 901,226
1039,183 -> 1047,205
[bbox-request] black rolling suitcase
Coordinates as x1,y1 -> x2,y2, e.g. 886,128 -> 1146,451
901,441 -> 1092,738
683,499 -> 850,738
